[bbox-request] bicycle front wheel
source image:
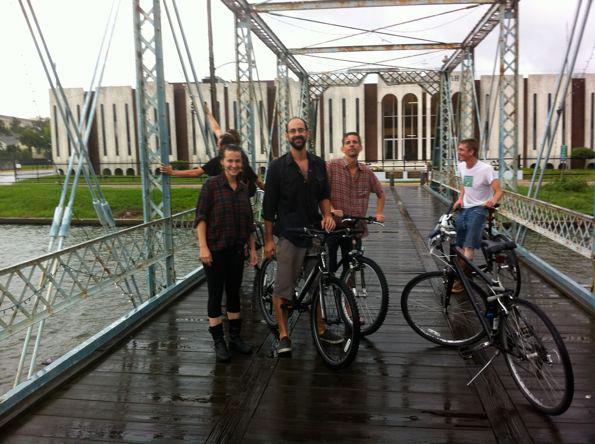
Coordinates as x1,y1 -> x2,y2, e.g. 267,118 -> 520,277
401,271 -> 486,347
311,276 -> 360,369
255,257 -> 278,327
341,256 -> 389,336
500,298 -> 574,415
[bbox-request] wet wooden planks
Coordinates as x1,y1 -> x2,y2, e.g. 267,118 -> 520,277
1,185 -> 593,443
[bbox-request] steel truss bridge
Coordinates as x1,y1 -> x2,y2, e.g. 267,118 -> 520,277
0,0 -> 593,437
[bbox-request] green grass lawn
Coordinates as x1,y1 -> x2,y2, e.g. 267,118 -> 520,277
2,173 -> 592,219
521,168 -> 595,181
19,174 -> 208,186
0,183 -> 200,219
517,184 -> 593,215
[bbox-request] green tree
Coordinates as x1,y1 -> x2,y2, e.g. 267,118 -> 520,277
18,120 -> 51,158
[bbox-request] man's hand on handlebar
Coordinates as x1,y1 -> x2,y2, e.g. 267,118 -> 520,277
264,239 -> 276,260
452,198 -> 463,211
321,214 -> 336,232
484,198 -> 498,209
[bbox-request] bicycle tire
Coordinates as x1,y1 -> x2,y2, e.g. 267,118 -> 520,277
255,257 -> 278,327
311,276 -> 360,369
340,255 -> 389,336
500,298 -> 574,415
401,271 -> 486,347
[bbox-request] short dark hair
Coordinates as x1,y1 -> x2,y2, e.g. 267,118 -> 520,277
459,138 -> 478,157
218,143 -> 242,160
342,131 -> 361,145
285,117 -> 308,132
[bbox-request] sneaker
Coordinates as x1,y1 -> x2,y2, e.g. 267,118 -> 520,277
451,280 -> 464,293
277,336 -> 292,355
319,329 -> 343,344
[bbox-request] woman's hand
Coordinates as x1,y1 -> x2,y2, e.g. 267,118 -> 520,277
160,164 -> 173,175
199,246 -> 212,266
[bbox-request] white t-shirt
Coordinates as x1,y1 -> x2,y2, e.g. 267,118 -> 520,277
457,160 -> 495,208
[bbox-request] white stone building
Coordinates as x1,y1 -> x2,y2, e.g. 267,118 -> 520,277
50,74 -> 595,174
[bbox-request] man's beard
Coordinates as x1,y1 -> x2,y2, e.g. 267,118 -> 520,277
289,136 -> 306,150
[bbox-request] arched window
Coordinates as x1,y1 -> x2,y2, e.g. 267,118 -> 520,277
382,94 -> 398,160
403,93 -> 418,161
126,168 -> 135,176
451,92 -> 460,138
114,168 -> 123,176
430,93 -> 439,159
102,168 -> 112,176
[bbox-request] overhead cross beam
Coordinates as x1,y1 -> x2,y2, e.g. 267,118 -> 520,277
291,43 -> 461,54
441,2 -> 501,72
254,0 -> 495,12
221,0 -> 307,77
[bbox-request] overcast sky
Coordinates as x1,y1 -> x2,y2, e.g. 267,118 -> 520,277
1,0 -> 593,119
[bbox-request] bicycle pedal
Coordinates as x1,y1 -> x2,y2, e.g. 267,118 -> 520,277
459,341 -> 490,359
459,347 -> 475,360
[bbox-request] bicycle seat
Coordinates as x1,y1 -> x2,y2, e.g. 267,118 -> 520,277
481,238 -> 516,255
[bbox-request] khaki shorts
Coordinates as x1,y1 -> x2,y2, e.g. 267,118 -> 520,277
273,237 -> 308,301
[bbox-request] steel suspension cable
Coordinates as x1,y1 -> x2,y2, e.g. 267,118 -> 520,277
527,0 -> 591,200
288,4 -> 480,49
165,0 -> 217,160
266,11 -> 449,45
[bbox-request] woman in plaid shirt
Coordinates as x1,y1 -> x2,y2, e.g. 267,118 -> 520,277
194,144 -> 258,363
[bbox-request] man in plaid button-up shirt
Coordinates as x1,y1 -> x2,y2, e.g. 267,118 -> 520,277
326,132 -> 386,272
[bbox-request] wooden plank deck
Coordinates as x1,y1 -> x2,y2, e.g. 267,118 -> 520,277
1,185 -> 593,443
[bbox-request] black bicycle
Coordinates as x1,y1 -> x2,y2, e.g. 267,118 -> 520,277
401,212 -> 574,415
255,227 -> 361,369
335,215 -> 389,336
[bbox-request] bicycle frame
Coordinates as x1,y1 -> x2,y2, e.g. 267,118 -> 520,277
289,240 -> 336,322
440,238 -> 512,344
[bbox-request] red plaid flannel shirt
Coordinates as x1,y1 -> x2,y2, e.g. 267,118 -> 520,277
326,158 -> 383,237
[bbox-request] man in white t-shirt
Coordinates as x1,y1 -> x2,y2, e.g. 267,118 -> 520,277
452,138 -> 503,292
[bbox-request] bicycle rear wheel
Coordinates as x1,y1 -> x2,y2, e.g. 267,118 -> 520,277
401,271 -> 486,347
341,256 -> 389,336
490,234 -> 521,297
254,223 -> 265,251
255,257 -> 278,327
500,298 -> 574,415
311,276 -> 360,369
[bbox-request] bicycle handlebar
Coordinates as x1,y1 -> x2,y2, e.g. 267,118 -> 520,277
285,227 -> 353,240
340,215 -> 385,227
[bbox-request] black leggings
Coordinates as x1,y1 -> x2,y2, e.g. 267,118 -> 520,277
327,236 -> 362,273
204,246 -> 245,318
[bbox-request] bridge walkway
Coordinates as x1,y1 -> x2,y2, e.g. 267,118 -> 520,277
1,186 -> 593,443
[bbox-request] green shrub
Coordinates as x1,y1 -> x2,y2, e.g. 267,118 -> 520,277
571,147 -> 595,159
170,160 -> 190,170
543,176 -> 589,193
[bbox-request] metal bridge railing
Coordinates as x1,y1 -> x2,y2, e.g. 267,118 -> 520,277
0,209 -> 197,396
